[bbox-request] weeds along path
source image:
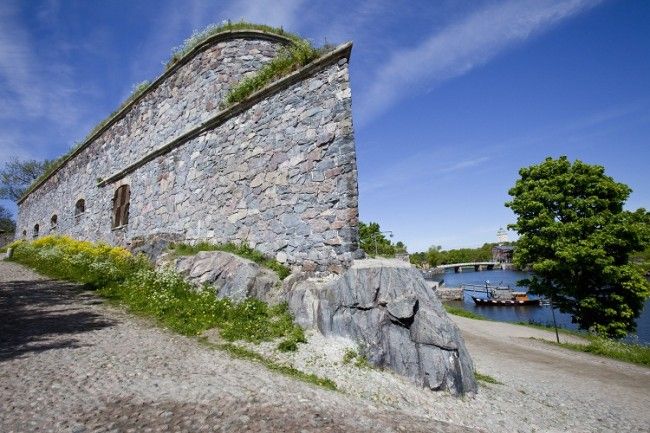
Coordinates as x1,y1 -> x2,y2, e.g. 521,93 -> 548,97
0,261 -> 477,433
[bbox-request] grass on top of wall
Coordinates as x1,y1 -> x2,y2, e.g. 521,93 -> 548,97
223,39 -> 330,107
167,21 -> 305,69
7,236 -> 305,352
169,241 -> 291,280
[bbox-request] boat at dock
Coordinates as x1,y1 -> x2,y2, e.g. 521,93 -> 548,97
463,283 -> 542,307
471,294 -> 541,306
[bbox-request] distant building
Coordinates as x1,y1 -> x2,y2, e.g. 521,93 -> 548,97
492,245 -> 514,263
497,227 -> 509,244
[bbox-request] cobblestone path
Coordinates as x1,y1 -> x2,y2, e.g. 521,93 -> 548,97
0,261 -> 477,433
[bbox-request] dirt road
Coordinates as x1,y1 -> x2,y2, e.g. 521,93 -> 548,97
450,314 -> 650,432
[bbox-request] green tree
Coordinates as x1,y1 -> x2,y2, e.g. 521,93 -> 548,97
0,158 -> 53,202
358,221 -> 405,257
0,205 -> 15,232
506,156 -> 650,338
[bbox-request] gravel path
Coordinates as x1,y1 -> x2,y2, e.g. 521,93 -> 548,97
452,315 -> 650,432
4,259 -> 649,433
0,260 -> 475,433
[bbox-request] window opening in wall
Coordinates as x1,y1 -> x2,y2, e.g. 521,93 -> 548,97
75,199 -> 85,217
50,215 -> 58,231
22,230 -> 27,238
112,185 -> 130,229
33,224 -> 39,239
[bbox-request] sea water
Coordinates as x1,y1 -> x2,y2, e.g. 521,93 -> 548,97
433,268 -> 650,345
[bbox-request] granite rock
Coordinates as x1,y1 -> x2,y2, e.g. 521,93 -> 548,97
286,259 -> 477,396
166,251 -> 282,304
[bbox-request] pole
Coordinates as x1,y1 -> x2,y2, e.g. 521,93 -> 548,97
550,294 -> 560,344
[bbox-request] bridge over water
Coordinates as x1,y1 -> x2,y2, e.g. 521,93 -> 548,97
435,262 -> 502,273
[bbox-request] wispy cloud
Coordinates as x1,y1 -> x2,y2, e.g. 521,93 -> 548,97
439,156 -> 490,173
0,1 -> 96,164
356,0 -> 602,125
359,147 -> 491,195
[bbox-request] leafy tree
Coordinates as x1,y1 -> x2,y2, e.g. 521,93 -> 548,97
358,221 -> 405,257
0,205 -> 15,232
0,158 -> 53,202
409,251 -> 428,267
410,244 -> 499,267
506,156 -> 650,338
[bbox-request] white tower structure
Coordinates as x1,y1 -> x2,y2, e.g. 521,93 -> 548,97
497,227 -> 509,244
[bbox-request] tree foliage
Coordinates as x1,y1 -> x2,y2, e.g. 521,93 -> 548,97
0,158 -> 52,202
358,221 -> 406,257
0,204 -> 15,232
409,243 -> 507,267
506,156 -> 650,338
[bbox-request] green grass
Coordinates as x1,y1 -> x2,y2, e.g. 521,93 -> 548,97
167,21 -> 306,69
341,348 -> 371,368
535,336 -> 650,367
514,320 -> 586,338
474,372 -> 502,385
97,269 -> 304,343
443,304 -> 488,320
169,241 -> 291,280
223,40 -> 328,107
9,236 -> 304,351
216,342 -> 337,391
10,236 -> 335,390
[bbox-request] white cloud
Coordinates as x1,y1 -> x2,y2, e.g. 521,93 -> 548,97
0,2 -> 47,116
356,0 -> 602,125
439,156 -> 490,173
0,1 -> 95,163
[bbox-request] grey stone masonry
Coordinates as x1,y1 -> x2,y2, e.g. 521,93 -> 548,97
17,32 -> 361,273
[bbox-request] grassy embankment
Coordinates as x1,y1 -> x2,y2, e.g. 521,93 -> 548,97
443,304 -> 650,367
6,236 -> 335,390
169,241 -> 291,280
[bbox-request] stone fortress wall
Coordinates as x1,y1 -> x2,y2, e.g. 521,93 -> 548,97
17,31 -> 361,272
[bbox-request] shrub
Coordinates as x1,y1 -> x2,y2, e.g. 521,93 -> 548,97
8,236 -> 146,288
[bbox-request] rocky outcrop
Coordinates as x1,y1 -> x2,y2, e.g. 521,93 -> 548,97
161,252 -> 477,395
286,259 -> 477,396
160,251 -> 282,303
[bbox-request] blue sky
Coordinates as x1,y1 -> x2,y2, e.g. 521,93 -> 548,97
1,0 -> 648,251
